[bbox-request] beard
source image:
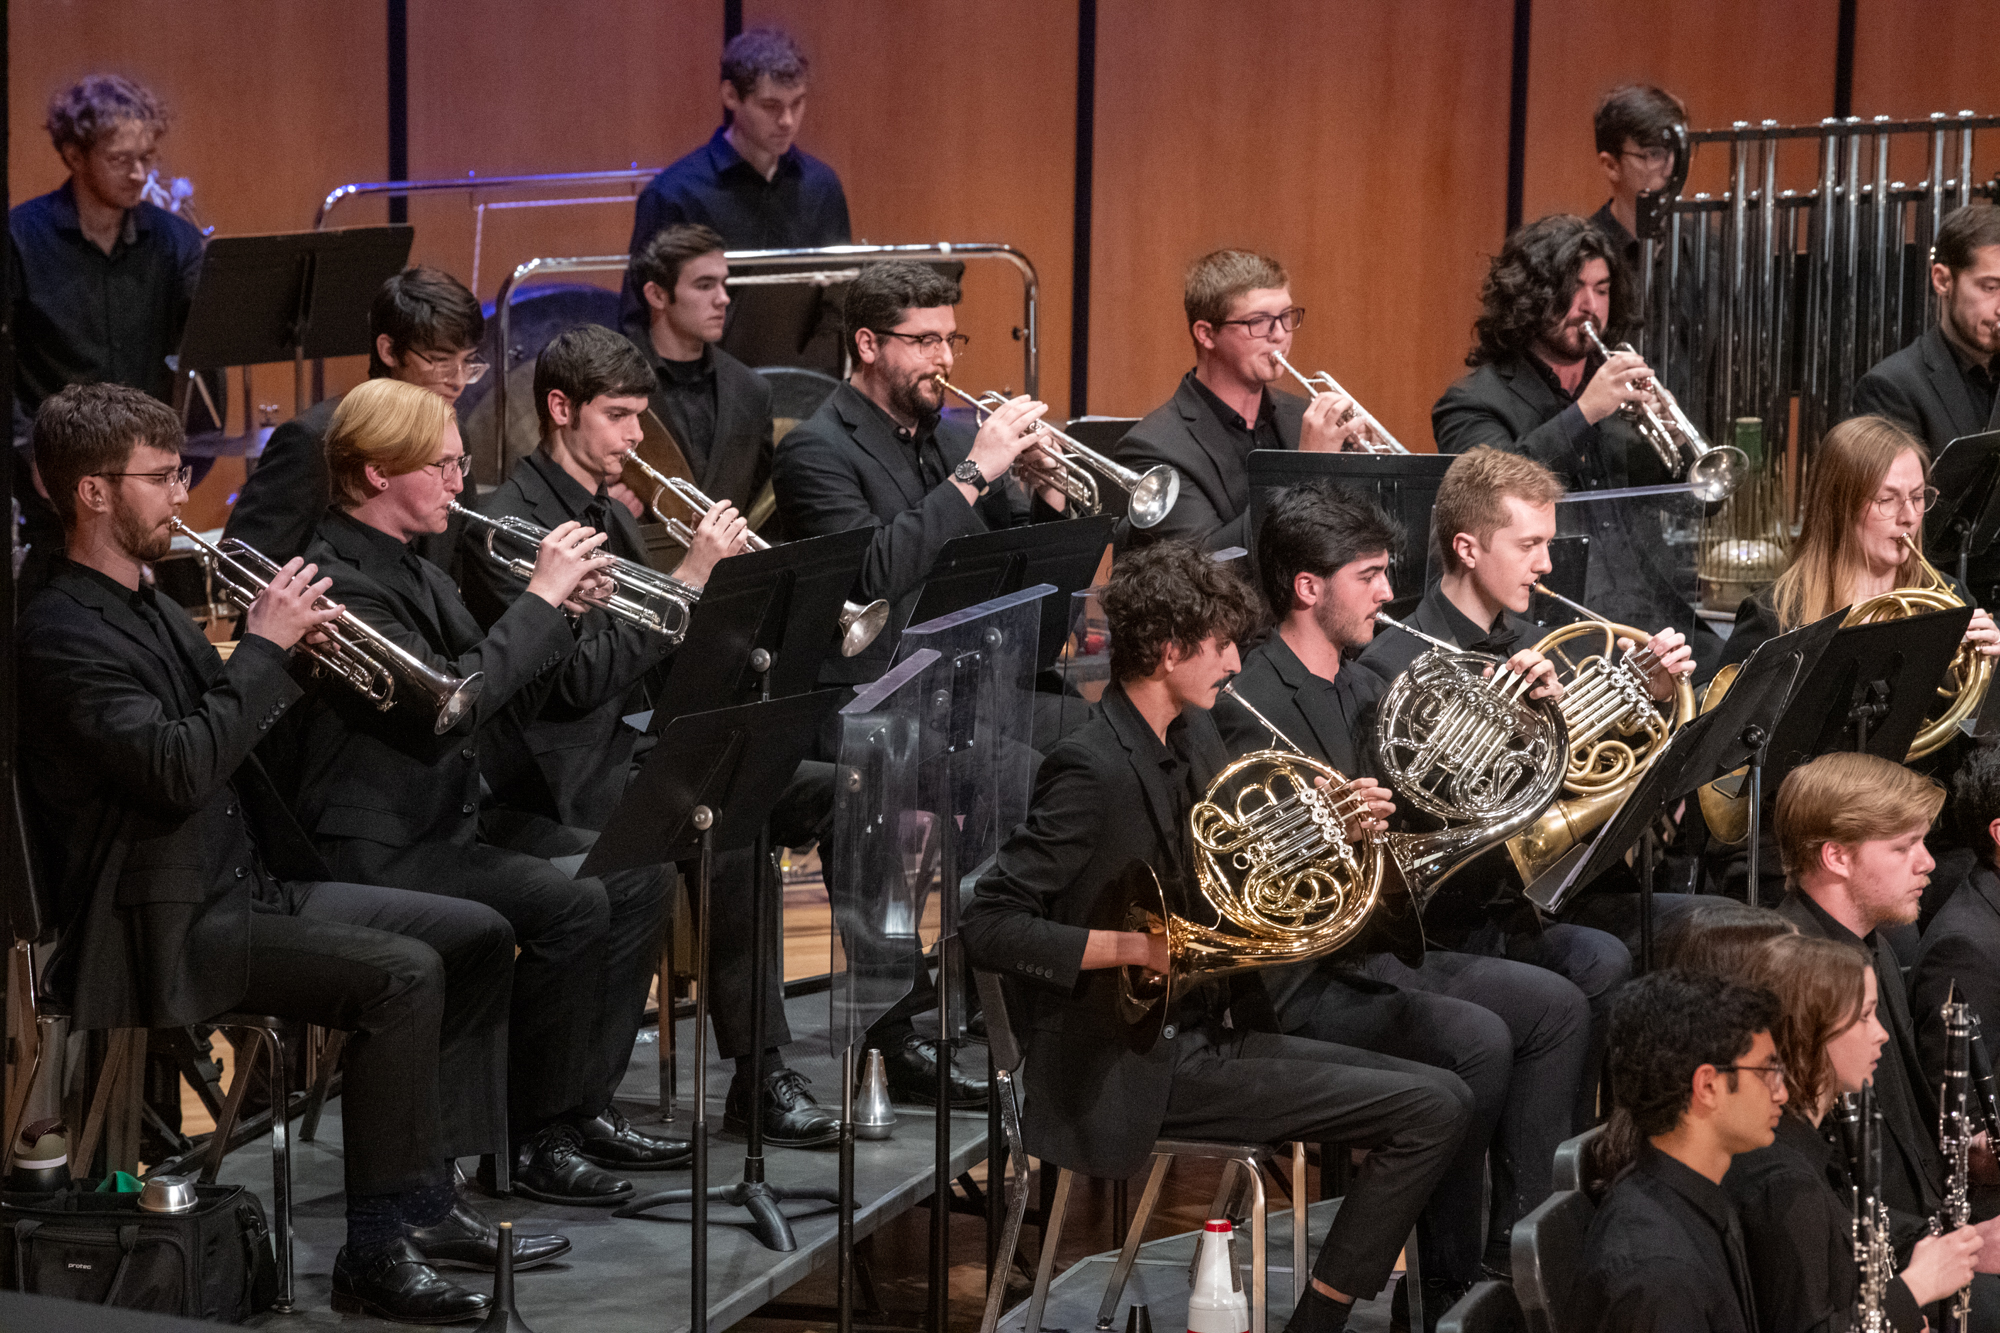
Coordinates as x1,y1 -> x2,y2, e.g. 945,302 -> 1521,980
1946,291 -> 2000,356
886,366 -> 943,431
113,496 -> 173,563
1312,593 -> 1373,656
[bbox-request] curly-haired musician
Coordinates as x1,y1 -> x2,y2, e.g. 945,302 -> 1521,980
1213,478 -> 1591,1319
962,541 -> 1472,1333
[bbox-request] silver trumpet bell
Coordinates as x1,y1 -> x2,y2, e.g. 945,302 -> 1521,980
1579,320 -> 1749,502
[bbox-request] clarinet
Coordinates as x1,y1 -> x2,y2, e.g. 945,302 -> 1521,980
1935,985 -> 1978,1333
1841,1085 -> 1895,1333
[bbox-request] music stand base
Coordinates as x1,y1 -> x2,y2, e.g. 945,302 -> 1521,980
614,1179 -> 844,1252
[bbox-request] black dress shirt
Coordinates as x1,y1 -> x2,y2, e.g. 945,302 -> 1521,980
1187,371 -> 1284,476
1724,1113 -> 1923,1333
1590,201 -> 1642,273
1355,578 -> 1536,683
1944,337 -> 1998,431
9,182 -> 205,420
1574,1142 -> 1759,1333
619,126 -> 851,332
648,345 -> 720,478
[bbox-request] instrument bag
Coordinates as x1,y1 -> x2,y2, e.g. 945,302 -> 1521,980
0,1182 -> 276,1320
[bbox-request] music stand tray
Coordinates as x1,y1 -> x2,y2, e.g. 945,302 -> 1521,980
1247,451 -> 1454,600
1926,429 -> 2000,588
177,227 -> 414,372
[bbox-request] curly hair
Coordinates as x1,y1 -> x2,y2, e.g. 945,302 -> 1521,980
46,74 -> 167,156
1102,543 -> 1259,684
722,27 -> 809,97
1586,969 -> 1778,1184
1468,214 -> 1630,367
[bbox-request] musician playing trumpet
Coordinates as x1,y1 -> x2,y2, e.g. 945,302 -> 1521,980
292,376 -> 686,1207
962,541 -> 1472,1333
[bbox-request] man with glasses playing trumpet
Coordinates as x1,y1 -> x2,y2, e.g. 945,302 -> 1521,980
1115,249 -> 1383,553
293,376 -> 692,1207
16,382 -> 550,1322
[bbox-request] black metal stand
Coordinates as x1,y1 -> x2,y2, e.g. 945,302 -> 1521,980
838,1043 -> 857,1333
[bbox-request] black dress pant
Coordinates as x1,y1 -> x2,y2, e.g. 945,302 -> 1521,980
1159,1027 -> 1470,1301
243,881 -> 513,1195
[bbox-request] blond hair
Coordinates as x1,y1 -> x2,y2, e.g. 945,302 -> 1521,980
1184,249 -> 1288,331
1774,752 -> 1944,882
325,379 -> 455,507
1432,446 -> 1566,571
1771,416 -> 1928,630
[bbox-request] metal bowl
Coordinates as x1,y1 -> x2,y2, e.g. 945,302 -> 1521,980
138,1174 -> 198,1214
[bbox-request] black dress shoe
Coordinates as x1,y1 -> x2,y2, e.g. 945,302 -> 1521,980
1389,1275 -> 1473,1333
724,1066 -> 841,1148
510,1124 -> 635,1206
332,1240 -> 491,1325
575,1104 -> 693,1170
405,1199 -> 571,1271
884,1032 -> 990,1107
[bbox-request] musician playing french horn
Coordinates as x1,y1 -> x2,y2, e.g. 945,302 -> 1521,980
292,376 -> 684,1208
1211,478 -> 1593,1321
962,541 -> 1472,1333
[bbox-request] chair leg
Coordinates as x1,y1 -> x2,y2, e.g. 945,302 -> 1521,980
299,1029 -> 345,1143
1404,1229 -> 1423,1333
1292,1142 -> 1308,1311
978,1071 -> 1034,1333
259,1026 -> 296,1315
200,1029 -> 262,1186
1093,1153 -> 1172,1329
1023,1168 -> 1073,1333
1245,1155 -> 1269,1333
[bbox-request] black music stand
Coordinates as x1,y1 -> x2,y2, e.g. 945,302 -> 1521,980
1248,451 -> 1454,601
906,515 -> 1116,674
1926,429 -> 2000,591
583,692 -> 843,1332
174,227 -> 413,418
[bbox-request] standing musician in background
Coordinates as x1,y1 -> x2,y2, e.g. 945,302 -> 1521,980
1213,479 -> 1592,1322
1114,248 -> 1376,552
1359,446 -> 1692,1120
628,223 -> 776,516
618,26 -> 850,338
1588,84 -> 1688,276
1573,970 -> 1783,1333
1772,752 -> 2000,1310
1851,204 -> 2000,454
290,377 -> 683,1207
1915,741 -> 2000,1093
16,383 -> 553,1324
962,542 -> 1472,1333
227,265 -> 487,565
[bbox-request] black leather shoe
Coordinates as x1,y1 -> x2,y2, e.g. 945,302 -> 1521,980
405,1199 -> 571,1271
575,1104 -> 692,1170
885,1032 -> 989,1107
1389,1275 -> 1473,1333
332,1240 -> 491,1324
510,1124 -> 635,1206
724,1066 -> 841,1148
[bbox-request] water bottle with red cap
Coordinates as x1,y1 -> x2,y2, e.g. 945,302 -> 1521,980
1187,1218 -> 1249,1333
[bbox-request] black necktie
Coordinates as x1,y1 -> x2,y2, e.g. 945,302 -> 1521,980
1721,1211 -> 1760,1331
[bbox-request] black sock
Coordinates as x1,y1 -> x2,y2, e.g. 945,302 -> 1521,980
346,1192 -> 403,1261
397,1175 -> 458,1230
734,1048 -> 786,1080
1291,1284 -> 1353,1333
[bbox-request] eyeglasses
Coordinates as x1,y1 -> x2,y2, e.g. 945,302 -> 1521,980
409,349 -> 491,385
98,464 -> 192,491
1868,486 -> 1939,518
1621,147 -> 1674,170
873,330 -> 970,355
1719,1062 -> 1788,1093
1216,307 -> 1306,339
421,454 -> 473,480
99,150 -> 159,175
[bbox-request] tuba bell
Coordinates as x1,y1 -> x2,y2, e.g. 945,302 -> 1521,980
1505,585 -> 1696,887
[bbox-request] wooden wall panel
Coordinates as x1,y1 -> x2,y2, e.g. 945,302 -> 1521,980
403,1 -> 724,304
1852,1 -> 2000,189
1520,0 -> 1836,224
1088,0 -> 1512,449
743,0 -> 1077,413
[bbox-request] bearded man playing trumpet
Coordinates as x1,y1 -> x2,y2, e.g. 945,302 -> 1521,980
962,541 -> 1471,1333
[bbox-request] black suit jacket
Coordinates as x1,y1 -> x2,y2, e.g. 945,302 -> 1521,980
643,340 -> 775,515
960,685 -> 1229,1178
1113,375 -> 1307,552
1214,633 -> 1386,780
772,380 -> 1061,684
1778,889 -> 1942,1259
17,562 -> 329,1030
222,396 -> 340,563
1432,353 -> 1669,492
1911,861 -> 2000,1095
292,510 -> 599,851
1851,324 -> 2000,454
458,453 -> 673,828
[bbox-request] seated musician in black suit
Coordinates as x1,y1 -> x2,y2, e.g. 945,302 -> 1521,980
1917,740 -> 2000,1091
963,541 -> 1472,1333
630,223 -> 776,516
459,327 -> 843,1148
1213,480 -> 1591,1313
1113,248 -> 1374,552
293,377 -> 683,1204
1852,204 -> 2000,452
1574,970 -> 1783,1333
16,382 -> 561,1323
1773,753 -> 2000,1286
224,265 -> 485,564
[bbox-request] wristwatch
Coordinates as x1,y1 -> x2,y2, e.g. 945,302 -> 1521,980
952,459 -> 990,495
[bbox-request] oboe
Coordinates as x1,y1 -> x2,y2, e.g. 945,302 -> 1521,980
1935,985 -> 1977,1333
1840,1085 -> 1894,1333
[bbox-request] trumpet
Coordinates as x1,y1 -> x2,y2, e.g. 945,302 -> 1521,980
622,453 -> 890,657
1270,351 -> 1409,454
930,376 -> 1180,529
168,520 -> 483,736
450,503 -> 698,642
1579,320 -> 1749,502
